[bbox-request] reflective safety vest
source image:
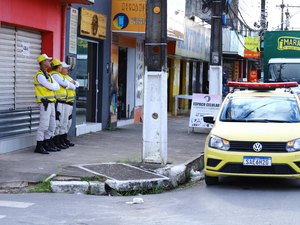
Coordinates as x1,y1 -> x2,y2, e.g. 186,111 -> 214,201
33,70 -> 56,103
64,75 -> 76,103
49,71 -> 67,101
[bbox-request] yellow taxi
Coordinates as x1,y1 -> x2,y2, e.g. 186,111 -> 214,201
204,82 -> 300,185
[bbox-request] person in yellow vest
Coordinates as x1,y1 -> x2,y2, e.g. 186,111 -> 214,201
60,61 -> 79,146
34,54 -> 60,154
50,59 -> 75,149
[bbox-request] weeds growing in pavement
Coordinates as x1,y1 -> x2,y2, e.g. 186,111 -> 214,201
27,180 -> 51,193
119,186 -> 166,196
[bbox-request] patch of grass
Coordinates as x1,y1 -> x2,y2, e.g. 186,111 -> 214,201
27,180 -> 51,193
120,186 -> 165,196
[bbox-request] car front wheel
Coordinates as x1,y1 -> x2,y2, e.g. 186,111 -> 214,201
205,175 -> 219,185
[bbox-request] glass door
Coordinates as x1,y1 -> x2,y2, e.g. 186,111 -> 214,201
76,39 -> 98,125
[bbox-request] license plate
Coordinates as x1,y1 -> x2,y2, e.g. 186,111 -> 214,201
243,156 -> 272,166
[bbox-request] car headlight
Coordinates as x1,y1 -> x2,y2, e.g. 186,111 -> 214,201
286,139 -> 300,152
209,135 -> 230,151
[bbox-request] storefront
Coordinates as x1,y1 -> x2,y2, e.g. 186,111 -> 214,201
222,28 -> 245,96
64,1 -> 111,135
168,18 -> 211,114
110,0 -> 146,128
0,0 -> 92,153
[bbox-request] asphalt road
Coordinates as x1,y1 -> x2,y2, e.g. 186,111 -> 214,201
1,178 -> 300,225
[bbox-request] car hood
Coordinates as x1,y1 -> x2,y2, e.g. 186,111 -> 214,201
211,121 -> 300,142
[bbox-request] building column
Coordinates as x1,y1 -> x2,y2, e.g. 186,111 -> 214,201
169,58 -> 181,114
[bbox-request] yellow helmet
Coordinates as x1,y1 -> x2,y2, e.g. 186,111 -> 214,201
51,59 -> 62,67
37,54 -> 52,63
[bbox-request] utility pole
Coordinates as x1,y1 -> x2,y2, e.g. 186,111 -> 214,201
277,1 -> 300,30
260,0 -> 266,77
260,0 -> 266,30
209,0 -> 223,95
280,0 -> 285,30
143,0 -> 168,165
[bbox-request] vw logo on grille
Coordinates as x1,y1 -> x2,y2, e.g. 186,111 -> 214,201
253,142 -> 263,152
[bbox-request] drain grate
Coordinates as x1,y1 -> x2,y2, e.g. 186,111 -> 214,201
78,163 -> 166,181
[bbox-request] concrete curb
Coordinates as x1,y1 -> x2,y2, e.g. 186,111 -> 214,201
155,154 -> 204,187
51,181 -> 106,195
39,154 -> 205,195
105,177 -> 171,193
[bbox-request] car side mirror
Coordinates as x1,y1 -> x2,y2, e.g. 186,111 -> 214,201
203,115 -> 215,124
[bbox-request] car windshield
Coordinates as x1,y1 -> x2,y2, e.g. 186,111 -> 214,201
269,63 -> 300,83
220,96 -> 300,122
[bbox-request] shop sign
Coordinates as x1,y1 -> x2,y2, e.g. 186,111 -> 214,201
278,36 -> 300,51
233,61 -> 239,81
189,94 -> 222,128
79,7 -> 107,40
111,0 -> 146,33
244,36 -> 260,58
249,70 -> 258,82
69,8 -> 78,54
176,18 -> 210,61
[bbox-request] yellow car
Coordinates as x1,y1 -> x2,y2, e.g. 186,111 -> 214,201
204,82 -> 300,185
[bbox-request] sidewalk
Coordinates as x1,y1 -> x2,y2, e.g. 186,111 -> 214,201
0,116 -> 208,192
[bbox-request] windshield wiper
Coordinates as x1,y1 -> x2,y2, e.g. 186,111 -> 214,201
244,119 -> 292,123
242,103 -> 273,119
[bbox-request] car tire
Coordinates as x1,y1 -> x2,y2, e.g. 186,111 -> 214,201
205,175 -> 219,185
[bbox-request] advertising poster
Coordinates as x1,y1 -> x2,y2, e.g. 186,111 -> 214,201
111,0 -> 146,33
189,94 -> 222,128
244,36 -> 260,58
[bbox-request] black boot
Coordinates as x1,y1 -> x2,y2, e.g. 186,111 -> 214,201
59,135 -> 69,148
54,135 -> 67,150
34,141 -> 49,154
50,137 -> 61,151
64,134 -> 75,147
43,139 -> 57,152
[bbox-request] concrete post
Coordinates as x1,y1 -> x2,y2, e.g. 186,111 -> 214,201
143,70 -> 168,165
143,0 -> 168,165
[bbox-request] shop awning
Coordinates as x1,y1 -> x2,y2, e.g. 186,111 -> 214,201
61,0 -> 94,4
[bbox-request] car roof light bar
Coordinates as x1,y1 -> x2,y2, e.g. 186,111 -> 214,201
227,82 -> 298,90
